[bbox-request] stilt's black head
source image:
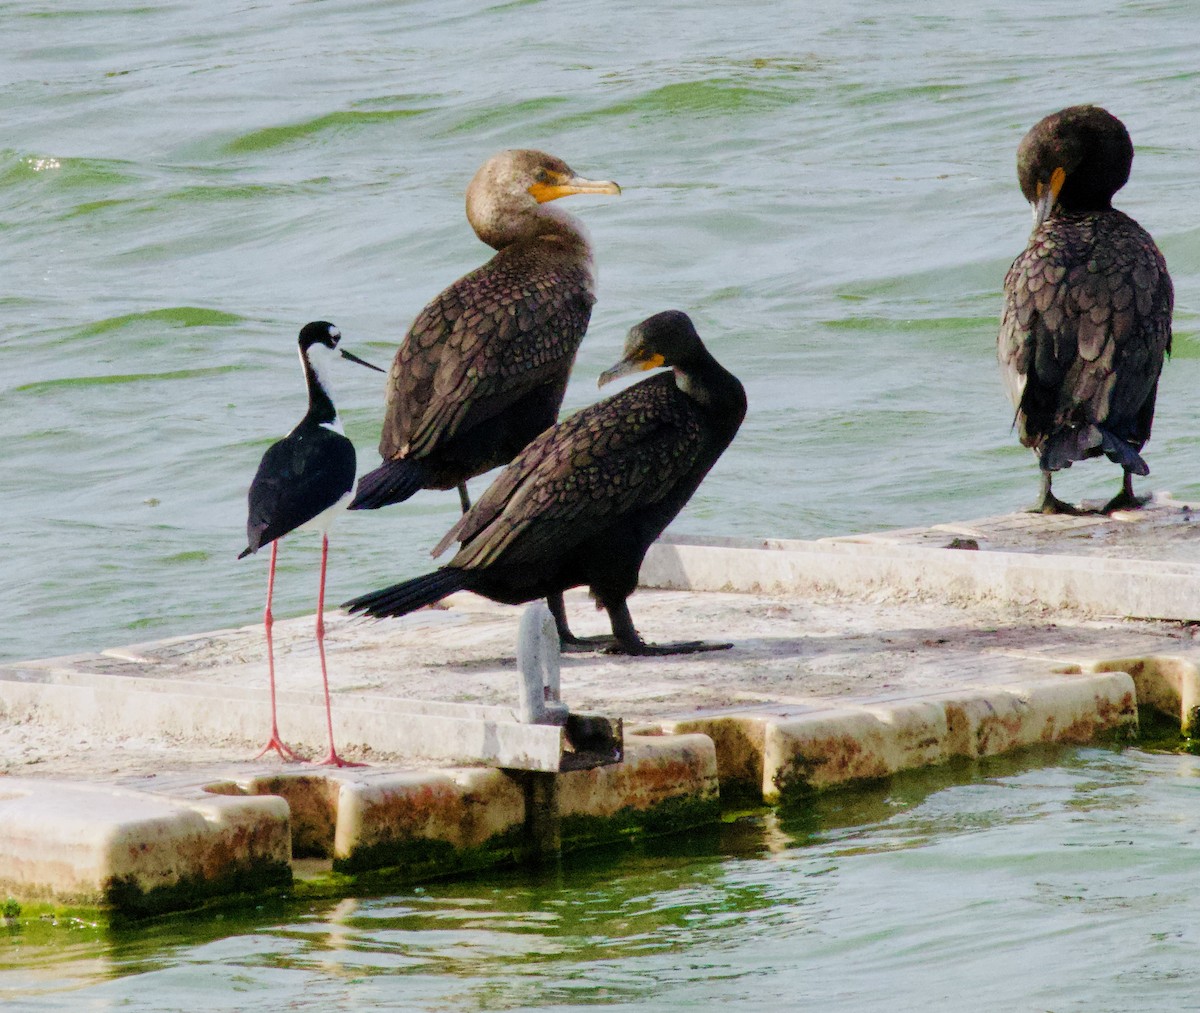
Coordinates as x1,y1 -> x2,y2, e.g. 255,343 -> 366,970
1017,105 -> 1134,228
299,320 -> 342,352
598,310 -> 704,386
297,320 -> 384,372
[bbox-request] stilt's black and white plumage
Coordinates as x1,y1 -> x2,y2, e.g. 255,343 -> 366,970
240,321 -> 384,766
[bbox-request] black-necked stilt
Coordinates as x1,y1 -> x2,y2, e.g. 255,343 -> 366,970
239,320 -> 384,766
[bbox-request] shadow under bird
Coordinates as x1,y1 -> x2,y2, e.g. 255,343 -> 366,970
239,321 -> 385,765
998,104 -> 1173,514
349,148 -> 620,514
344,310 -> 747,656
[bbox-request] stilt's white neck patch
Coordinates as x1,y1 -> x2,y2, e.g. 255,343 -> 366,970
304,341 -> 340,404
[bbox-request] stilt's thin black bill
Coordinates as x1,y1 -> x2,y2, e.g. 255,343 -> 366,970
341,348 -> 385,372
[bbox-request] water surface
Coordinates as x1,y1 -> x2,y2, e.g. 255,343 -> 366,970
1,0 -> 1198,662
4,746 -> 1200,1010
2,4 -> 1200,1006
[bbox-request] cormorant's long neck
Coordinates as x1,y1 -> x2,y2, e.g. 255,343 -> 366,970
1057,174 -> 1116,215
469,194 -> 590,253
674,348 -> 748,432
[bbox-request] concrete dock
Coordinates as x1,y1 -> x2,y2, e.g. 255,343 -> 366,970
3,499 -> 1200,919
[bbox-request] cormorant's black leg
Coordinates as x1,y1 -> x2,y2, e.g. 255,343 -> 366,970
603,599 -> 732,656
457,482 -> 472,514
1028,469 -> 1082,515
547,591 -> 618,653
1100,469 -> 1149,513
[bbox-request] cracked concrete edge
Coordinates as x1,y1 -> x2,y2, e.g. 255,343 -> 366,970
0,735 -> 718,912
1073,654 -> 1200,735
328,734 -> 718,871
665,671 -> 1139,805
0,781 -> 291,911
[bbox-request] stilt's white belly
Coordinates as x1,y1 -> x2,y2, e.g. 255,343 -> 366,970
295,489 -> 352,537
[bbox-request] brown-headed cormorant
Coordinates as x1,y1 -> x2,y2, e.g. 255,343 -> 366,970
344,310 -> 747,656
240,321 -> 384,766
998,105 -> 1173,514
349,149 -> 620,513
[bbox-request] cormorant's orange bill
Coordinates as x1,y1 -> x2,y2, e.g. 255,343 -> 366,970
529,172 -> 621,204
1032,165 -> 1067,231
598,352 -> 665,388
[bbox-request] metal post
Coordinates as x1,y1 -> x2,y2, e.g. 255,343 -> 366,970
515,603 -> 565,861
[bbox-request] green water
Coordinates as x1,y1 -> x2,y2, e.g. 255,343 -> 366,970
4,0 -> 1200,1005
4,747 -> 1200,1010
2,0 -> 1199,664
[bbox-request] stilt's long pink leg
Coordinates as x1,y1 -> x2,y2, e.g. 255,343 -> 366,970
314,534 -> 362,767
254,540 -> 305,762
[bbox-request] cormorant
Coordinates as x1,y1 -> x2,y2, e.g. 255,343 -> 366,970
344,310 -> 747,656
240,321 -> 384,765
349,149 -> 620,513
998,104 -> 1173,514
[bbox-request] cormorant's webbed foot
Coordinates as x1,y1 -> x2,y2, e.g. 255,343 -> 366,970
607,638 -> 733,657
546,592 -> 618,653
562,633 -> 620,654
1100,472 -> 1149,514
1028,492 -> 1084,515
603,599 -> 733,657
1027,471 -> 1082,515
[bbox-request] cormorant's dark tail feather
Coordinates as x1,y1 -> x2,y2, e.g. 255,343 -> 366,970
343,568 -> 470,619
1099,427 -> 1150,476
349,459 -> 425,510
1041,425 -> 1149,476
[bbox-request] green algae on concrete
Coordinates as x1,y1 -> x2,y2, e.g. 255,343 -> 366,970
1077,654 -> 1200,736
101,860 -> 292,919
330,736 -> 720,875
764,674 -> 1137,804
658,715 -> 766,804
0,778 -> 292,917
556,733 -> 719,847
331,766 -> 527,875
655,675 -> 1140,807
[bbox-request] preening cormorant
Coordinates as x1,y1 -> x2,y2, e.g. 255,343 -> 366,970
349,149 -> 620,513
998,104 -> 1173,514
240,321 -> 384,765
344,310 -> 747,656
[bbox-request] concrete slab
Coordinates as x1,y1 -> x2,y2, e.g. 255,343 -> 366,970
2,503 -> 1198,916
0,735 -> 717,911
641,496 -> 1200,622
0,778 -> 290,913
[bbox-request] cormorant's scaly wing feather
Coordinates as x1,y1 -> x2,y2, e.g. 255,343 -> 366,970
998,209 -> 1171,461
380,240 -> 594,461
444,374 -> 705,570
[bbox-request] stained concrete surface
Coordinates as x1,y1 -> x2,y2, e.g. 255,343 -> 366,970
2,502 -> 1199,912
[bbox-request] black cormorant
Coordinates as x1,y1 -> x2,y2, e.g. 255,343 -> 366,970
240,321 -> 384,765
350,149 -> 620,513
344,310 -> 747,656
998,104 -> 1173,514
